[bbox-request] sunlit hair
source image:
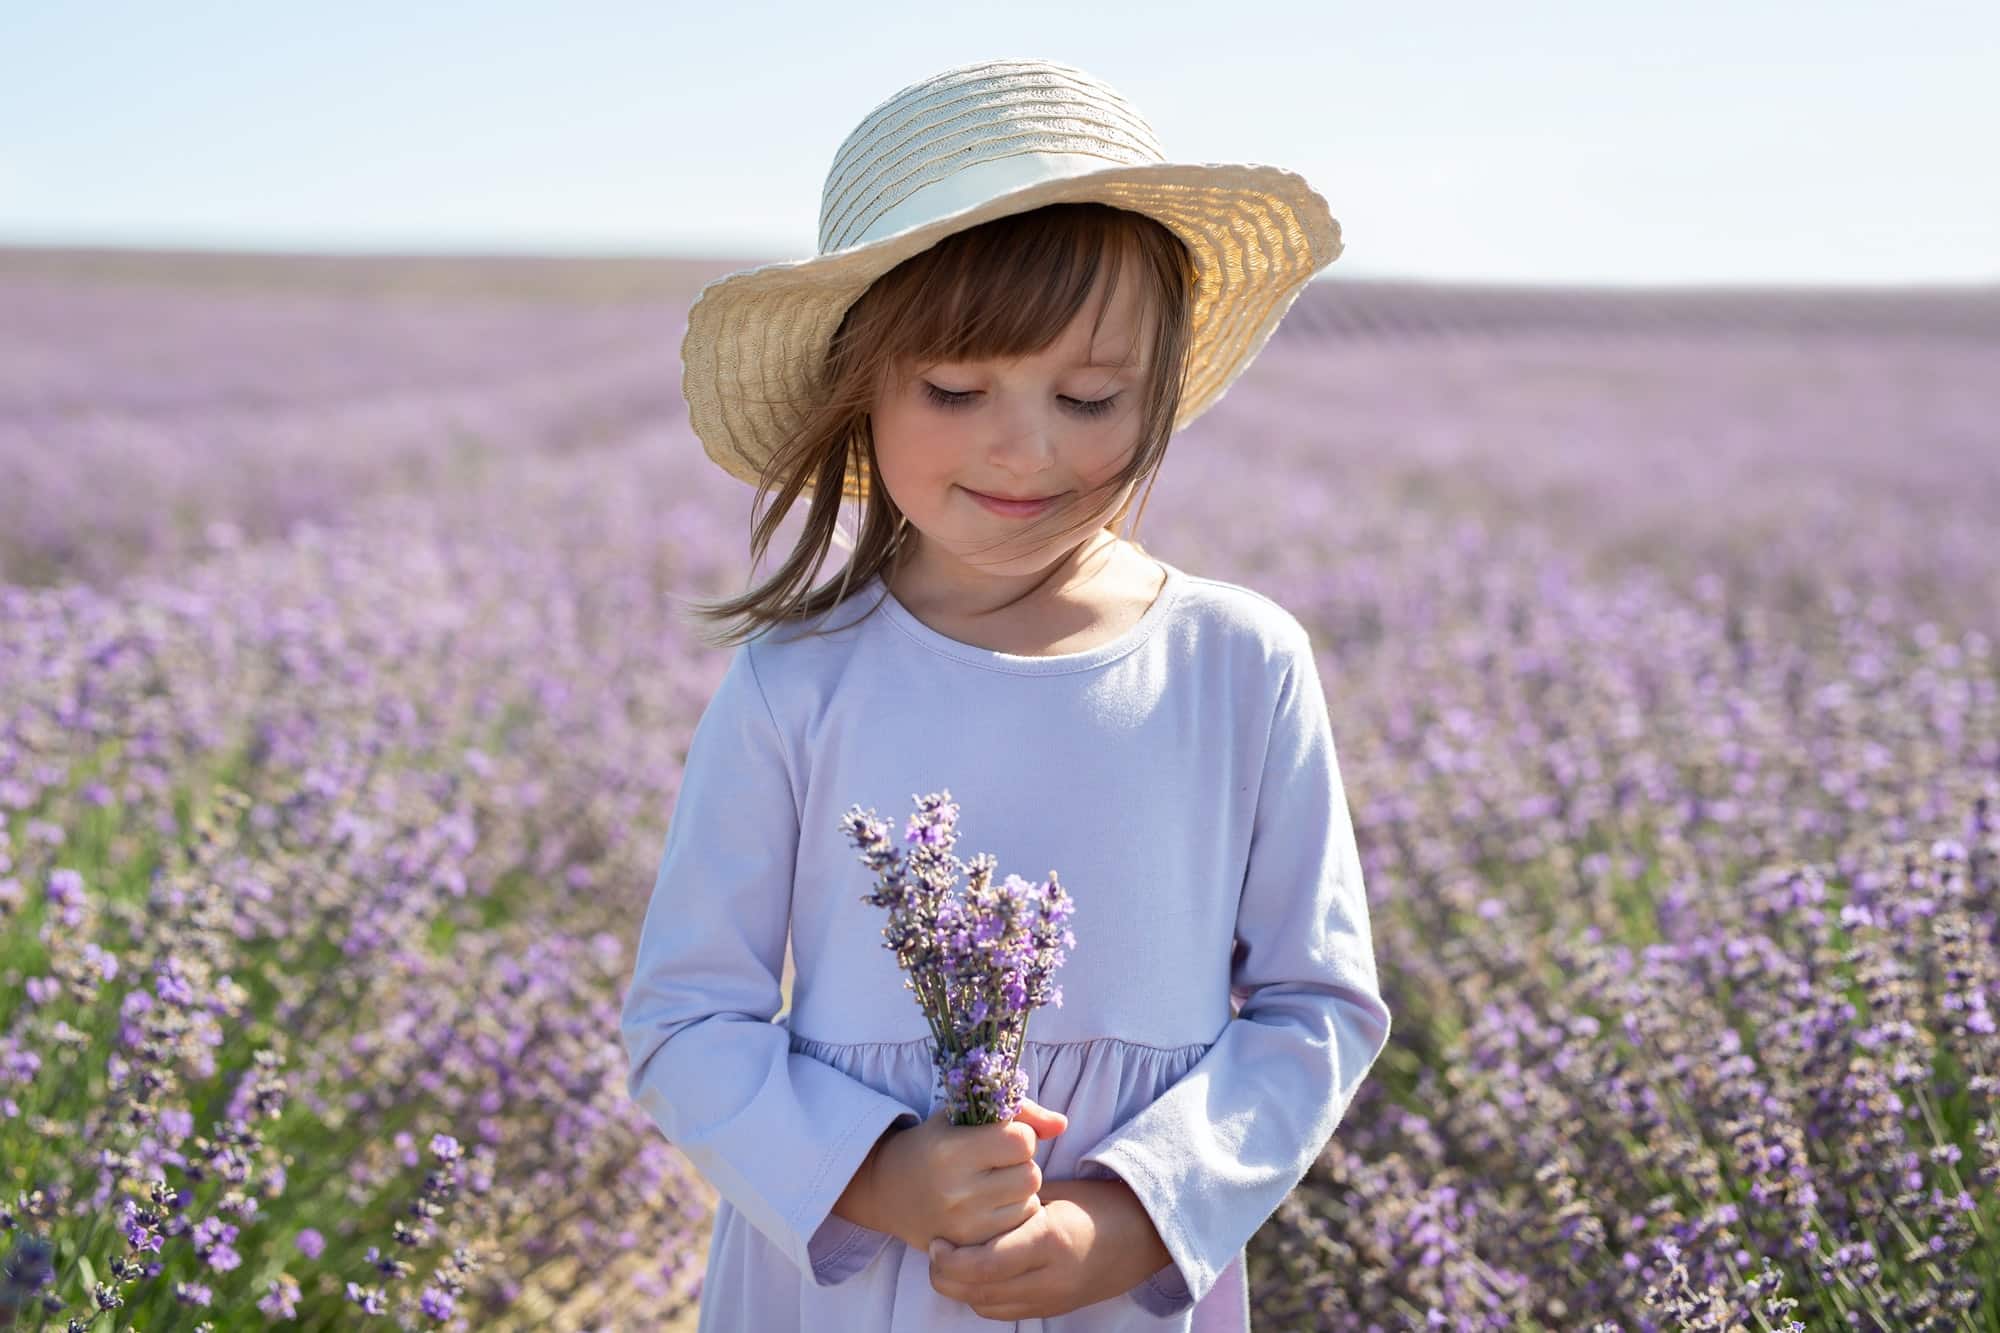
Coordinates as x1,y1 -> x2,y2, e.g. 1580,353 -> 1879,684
684,201 -> 1198,650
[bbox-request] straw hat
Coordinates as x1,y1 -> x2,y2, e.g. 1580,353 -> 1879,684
679,56 -> 1343,504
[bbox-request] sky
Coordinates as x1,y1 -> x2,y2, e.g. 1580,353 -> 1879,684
3,0 -> 1996,286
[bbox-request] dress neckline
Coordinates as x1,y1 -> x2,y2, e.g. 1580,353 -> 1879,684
867,558 -> 1185,676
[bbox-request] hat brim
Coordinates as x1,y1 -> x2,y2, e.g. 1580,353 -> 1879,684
679,160 -> 1341,504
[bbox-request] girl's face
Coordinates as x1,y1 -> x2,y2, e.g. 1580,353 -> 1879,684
869,263 -> 1154,597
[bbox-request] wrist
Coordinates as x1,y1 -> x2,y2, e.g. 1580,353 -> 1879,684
832,1123 -> 904,1239
1046,1177 -> 1173,1288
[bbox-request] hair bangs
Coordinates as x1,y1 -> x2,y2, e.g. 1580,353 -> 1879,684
895,211 -> 1134,375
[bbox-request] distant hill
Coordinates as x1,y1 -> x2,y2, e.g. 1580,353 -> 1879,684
3,243 -> 1995,339
0,245 -> 760,303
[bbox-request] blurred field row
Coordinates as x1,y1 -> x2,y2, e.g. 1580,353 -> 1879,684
2,251 -> 1995,1328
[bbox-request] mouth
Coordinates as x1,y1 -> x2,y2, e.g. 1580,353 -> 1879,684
964,487 -> 1062,518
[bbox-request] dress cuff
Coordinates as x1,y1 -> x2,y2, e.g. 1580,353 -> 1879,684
797,1103 -> 921,1287
807,1212 -> 902,1286
1134,1260 -> 1195,1316
1074,1144 -> 1201,1315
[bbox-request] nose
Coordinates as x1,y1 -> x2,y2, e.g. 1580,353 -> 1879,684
986,398 -> 1060,479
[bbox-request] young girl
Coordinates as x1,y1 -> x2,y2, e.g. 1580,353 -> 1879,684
620,58 -> 1393,1332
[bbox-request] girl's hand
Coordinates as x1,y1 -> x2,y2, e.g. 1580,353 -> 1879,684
926,1177 -> 1174,1320
866,1097 -> 1068,1249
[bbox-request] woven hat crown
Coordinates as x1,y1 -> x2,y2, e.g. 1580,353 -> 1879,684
818,60 -> 1169,256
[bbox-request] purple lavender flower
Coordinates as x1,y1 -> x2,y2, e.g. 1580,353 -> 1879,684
840,790 -> 1076,1125
258,1272 -> 303,1320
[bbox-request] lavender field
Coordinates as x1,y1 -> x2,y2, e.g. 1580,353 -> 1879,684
2,248 -> 1997,1331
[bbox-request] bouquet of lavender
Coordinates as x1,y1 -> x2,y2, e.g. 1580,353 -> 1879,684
839,790 -> 1076,1126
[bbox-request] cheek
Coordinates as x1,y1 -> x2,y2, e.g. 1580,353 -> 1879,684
876,404 -> 961,472
867,401 -> 913,467
868,405 -> 947,497
1079,423 -> 1143,484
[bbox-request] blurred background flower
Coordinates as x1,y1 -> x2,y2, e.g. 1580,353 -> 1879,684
2,2 -> 1996,1328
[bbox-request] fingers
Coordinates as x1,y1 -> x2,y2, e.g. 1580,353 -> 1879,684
947,1192 -> 1039,1248
997,1193 -> 1042,1234
982,1158 -> 1041,1202
963,1120 -> 1035,1169
928,1225 -> 1053,1312
1003,1121 -> 1039,1160
932,1212 -> 1043,1277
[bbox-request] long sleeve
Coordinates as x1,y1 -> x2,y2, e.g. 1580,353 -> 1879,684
1074,627 -> 1394,1315
619,640 -> 923,1286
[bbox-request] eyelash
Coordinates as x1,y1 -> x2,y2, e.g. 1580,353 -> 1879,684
922,382 -> 1121,418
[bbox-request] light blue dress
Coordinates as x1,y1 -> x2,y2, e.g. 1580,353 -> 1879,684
620,559 -> 1393,1331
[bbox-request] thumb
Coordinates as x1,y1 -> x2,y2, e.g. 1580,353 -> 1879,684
1010,1096 -> 1068,1139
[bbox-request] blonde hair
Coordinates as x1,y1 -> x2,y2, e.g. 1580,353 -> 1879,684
684,201 -> 1199,651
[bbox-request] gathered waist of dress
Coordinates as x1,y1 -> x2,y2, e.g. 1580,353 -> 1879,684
785,1029 -> 1218,1058
786,1028 -> 1222,1124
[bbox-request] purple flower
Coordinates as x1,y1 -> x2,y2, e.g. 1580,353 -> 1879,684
46,867 -> 87,928
842,790 -> 1075,1125
257,1273 -> 302,1320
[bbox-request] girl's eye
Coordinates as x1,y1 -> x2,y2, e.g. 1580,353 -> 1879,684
1064,393 -> 1120,418
921,382 -> 1121,417
921,382 -> 976,409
